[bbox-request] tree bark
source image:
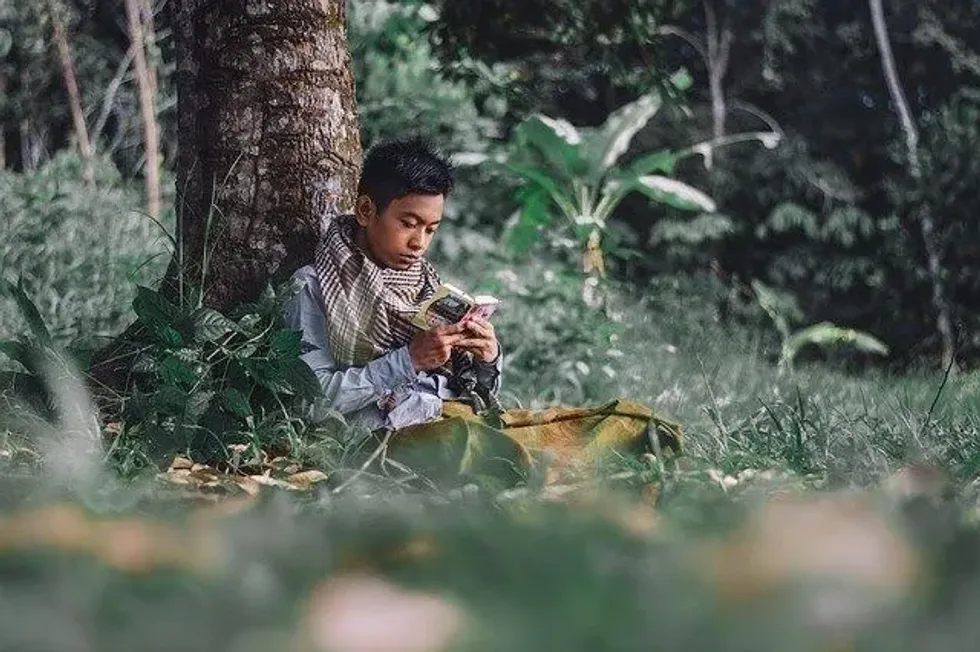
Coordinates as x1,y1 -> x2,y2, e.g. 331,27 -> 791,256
165,0 -> 361,313
869,0 -> 956,371
47,0 -> 94,184
139,0 -> 160,100
124,0 -> 162,219
89,0 -> 361,401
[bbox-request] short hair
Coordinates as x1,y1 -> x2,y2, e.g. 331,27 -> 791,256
357,137 -> 455,214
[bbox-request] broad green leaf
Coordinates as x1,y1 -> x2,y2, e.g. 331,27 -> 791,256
634,175 -> 717,212
191,307 -> 239,343
2,278 -> 51,343
271,329 -> 303,359
629,149 -> 677,175
133,286 -> 185,347
514,115 -> 587,179
244,359 -> 289,395
186,390 -> 215,421
783,322 -> 890,364
221,387 -> 253,418
584,92 -> 663,171
501,163 -> 563,196
237,313 -> 262,333
280,357 -> 322,401
157,354 -> 200,389
506,188 -> 552,254
153,385 -> 189,416
751,279 -> 804,335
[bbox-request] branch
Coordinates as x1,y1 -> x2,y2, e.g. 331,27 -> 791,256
92,44 -> 136,146
868,0 -> 921,177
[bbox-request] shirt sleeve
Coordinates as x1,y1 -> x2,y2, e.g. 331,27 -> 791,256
283,267 -> 420,416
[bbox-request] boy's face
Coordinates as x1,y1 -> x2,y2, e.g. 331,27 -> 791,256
355,193 -> 444,270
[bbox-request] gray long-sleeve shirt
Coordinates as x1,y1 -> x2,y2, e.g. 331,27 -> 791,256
283,265 -> 501,431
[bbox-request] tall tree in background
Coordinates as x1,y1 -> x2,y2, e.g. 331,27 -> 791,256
123,0 -> 161,218
139,0 -> 159,100
869,0 -> 955,371
165,0 -> 362,313
703,0 -> 731,148
46,0 -> 93,182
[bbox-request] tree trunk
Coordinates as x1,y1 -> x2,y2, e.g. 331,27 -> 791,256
869,0 -> 956,371
166,0 -> 361,313
704,0 -> 731,148
89,0 -> 361,401
47,0 -> 94,184
19,119 -> 32,171
139,0 -> 159,100
124,0 -> 162,219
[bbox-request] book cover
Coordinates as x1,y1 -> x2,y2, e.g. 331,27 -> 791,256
411,283 -> 500,330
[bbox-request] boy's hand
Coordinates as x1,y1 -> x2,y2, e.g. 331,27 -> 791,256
455,316 -> 499,363
409,323 -> 467,371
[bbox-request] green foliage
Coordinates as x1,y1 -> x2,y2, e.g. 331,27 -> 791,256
0,275 -> 99,428
109,282 -> 322,470
0,152 -> 171,350
429,0 -> 677,116
475,78 -> 777,280
349,0 -> 502,152
751,280 -> 889,372
469,259 -> 627,406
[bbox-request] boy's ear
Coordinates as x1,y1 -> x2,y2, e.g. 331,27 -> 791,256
354,195 -> 375,227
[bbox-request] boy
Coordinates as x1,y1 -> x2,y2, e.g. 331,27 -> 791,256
284,138 -> 501,431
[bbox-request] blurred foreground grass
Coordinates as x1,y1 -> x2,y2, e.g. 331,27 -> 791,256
0,476 -> 979,652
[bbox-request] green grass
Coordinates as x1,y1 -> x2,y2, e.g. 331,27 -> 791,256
5,165 -> 980,651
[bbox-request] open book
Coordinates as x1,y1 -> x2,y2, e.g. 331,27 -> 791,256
411,283 -> 500,330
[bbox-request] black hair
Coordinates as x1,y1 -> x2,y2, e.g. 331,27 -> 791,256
357,137 -> 455,214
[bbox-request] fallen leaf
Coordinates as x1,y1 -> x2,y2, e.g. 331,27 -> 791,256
235,476 -> 262,497
170,455 -> 193,470
249,474 -> 299,491
287,469 -> 329,490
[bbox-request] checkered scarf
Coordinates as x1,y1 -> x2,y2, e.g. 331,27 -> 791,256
313,213 -> 442,367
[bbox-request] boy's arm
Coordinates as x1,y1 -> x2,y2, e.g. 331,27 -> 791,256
284,269 -> 419,415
